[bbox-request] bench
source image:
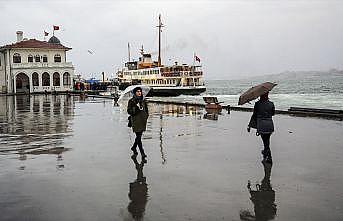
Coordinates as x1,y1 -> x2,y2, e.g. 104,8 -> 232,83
203,96 -> 223,112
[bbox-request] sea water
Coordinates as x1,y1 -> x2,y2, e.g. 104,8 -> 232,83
155,71 -> 343,110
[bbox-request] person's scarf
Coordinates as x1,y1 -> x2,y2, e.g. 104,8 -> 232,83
133,94 -> 144,110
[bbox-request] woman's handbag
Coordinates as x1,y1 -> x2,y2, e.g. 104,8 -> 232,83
248,114 -> 257,129
128,116 -> 132,127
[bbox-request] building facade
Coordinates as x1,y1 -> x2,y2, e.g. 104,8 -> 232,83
0,31 -> 74,94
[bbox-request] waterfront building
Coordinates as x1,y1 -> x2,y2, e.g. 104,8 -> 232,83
0,31 -> 74,94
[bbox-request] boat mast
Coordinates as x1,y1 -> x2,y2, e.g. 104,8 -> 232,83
157,14 -> 164,67
128,42 -> 131,62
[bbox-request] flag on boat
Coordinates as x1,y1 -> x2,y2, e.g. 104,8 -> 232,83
44,31 -> 49,36
195,55 -> 201,62
53,25 -> 60,30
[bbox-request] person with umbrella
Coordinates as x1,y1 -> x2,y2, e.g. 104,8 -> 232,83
239,82 -> 276,164
127,86 -> 149,161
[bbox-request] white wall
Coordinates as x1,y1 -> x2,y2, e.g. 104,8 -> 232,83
8,48 -> 73,93
0,52 -> 6,93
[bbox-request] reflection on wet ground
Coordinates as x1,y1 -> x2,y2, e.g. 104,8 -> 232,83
0,95 -> 74,159
1,95 -> 343,220
128,156 -> 148,220
240,162 -> 276,221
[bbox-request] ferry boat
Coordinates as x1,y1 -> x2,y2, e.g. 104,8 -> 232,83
115,15 -> 206,96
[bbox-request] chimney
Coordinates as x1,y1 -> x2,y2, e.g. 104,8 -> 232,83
16,31 -> 23,42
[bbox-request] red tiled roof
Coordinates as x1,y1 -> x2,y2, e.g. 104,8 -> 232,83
0,39 -> 71,50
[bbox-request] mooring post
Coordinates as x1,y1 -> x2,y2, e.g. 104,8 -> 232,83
227,105 -> 231,114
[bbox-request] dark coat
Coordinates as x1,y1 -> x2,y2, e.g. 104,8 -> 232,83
252,99 -> 275,134
127,97 -> 149,133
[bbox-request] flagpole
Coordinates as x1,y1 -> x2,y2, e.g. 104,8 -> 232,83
193,52 -> 195,68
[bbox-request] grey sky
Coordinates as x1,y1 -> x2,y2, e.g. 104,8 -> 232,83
1,0 -> 342,79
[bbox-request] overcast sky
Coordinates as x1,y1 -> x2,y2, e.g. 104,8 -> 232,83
1,0 -> 342,79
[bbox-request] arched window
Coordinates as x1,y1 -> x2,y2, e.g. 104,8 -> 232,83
35,55 -> 40,62
53,72 -> 60,86
28,55 -> 33,63
32,72 -> 39,86
42,72 -> 50,86
63,72 -> 71,86
54,54 -> 61,63
42,55 -> 48,63
13,53 -> 21,63
16,73 -> 29,91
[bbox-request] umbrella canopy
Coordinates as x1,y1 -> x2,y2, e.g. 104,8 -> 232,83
118,85 -> 151,104
238,82 -> 277,105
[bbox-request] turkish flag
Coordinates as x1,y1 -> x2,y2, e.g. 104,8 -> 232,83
53,25 -> 60,30
195,55 -> 201,62
44,31 -> 49,36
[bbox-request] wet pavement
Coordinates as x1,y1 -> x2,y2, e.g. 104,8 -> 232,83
0,95 -> 343,221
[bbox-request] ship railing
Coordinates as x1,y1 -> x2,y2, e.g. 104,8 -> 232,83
189,71 -> 203,76
161,71 -> 203,77
161,72 -> 182,77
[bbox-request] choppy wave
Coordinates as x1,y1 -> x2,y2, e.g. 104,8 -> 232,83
156,71 -> 343,110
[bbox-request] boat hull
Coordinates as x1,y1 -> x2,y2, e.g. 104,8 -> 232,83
148,86 -> 206,96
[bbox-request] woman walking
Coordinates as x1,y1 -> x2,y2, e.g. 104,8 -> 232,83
248,92 -> 275,164
127,87 -> 149,160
